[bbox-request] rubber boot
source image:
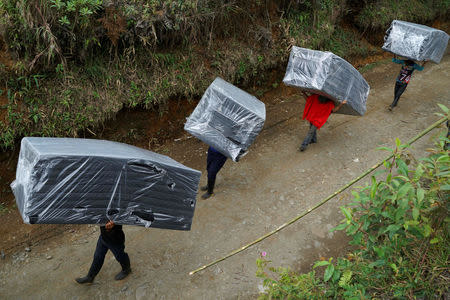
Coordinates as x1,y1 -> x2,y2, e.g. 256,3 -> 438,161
115,256 -> 131,281
201,178 -> 215,199
75,275 -> 95,284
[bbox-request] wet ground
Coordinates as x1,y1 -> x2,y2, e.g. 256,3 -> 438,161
0,54 -> 449,299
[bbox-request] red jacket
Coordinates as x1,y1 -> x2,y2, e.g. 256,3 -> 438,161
302,94 -> 335,129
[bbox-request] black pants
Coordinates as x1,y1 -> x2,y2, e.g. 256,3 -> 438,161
206,149 -> 227,193
301,123 -> 318,147
88,235 -> 129,277
391,81 -> 408,107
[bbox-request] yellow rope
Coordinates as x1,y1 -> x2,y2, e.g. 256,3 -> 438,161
189,117 -> 447,275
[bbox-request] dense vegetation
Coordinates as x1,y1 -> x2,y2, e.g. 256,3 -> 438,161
256,107 -> 450,299
0,0 -> 448,149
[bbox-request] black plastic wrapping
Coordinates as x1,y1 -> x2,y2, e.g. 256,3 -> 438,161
10,137 -> 201,230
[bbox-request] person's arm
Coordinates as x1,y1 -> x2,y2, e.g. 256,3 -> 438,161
414,61 -> 426,71
105,220 -> 115,231
392,57 -> 404,65
301,91 -> 309,100
332,100 -> 347,113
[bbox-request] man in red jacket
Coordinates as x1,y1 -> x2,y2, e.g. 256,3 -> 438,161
299,91 -> 346,152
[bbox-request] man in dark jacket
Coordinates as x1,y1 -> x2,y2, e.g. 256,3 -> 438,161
201,146 -> 228,199
389,55 -> 426,110
75,220 -> 131,284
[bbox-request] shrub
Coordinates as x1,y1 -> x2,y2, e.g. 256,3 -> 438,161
257,112 -> 450,298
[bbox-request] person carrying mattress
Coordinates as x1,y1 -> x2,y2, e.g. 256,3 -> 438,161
389,55 -> 427,111
300,91 -> 346,152
200,146 -> 228,199
75,221 -> 131,284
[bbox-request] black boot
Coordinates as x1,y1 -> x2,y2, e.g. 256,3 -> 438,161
75,275 -> 94,284
115,256 -> 131,281
201,178 -> 215,199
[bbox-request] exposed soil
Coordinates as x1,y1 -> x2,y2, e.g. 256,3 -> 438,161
0,51 -> 449,299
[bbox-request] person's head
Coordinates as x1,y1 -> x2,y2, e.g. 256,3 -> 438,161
405,60 -> 415,66
318,95 -> 332,104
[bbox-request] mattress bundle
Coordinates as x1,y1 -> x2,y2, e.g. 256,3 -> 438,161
11,137 -> 201,230
283,46 -> 370,116
184,77 -> 266,161
382,20 -> 449,64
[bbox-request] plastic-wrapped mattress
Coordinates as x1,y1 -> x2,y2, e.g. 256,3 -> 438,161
10,137 -> 201,230
283,46 -> 370,116
184,77 -> 266,162
382,20 -> 449,64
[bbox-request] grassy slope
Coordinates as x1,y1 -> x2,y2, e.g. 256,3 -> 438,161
0,0 -> 448,150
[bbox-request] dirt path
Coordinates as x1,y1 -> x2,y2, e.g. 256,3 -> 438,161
1,55 -> 449,299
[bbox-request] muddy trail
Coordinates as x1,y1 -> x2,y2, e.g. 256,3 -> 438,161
0,53 -> 449,299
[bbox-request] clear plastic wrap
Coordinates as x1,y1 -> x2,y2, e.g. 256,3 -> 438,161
10,137 -> 201,230
184,77 -> 266,162
282,46 -> 370,116
382,20 -> 449,64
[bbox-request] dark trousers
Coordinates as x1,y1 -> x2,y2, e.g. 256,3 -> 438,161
88,236 -> 129,277
206,149 -> 227,193
391,81 -> 408,107
301,123 -> 318,147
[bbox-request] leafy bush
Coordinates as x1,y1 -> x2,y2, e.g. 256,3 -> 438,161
356,0 -> 450,30
257,115 -> 450,298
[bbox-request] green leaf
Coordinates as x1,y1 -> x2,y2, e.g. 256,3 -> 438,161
396,159 -> 409,176
346,223 -> 359,235
331,222 -> 347,232
338,270 -> 353,287
369,259 -> 385,268
423,224 -> 432,237
440,184 -> 450,191
430,237 -> 440,244
386,173 -> 392,183
395,138 -> 401,147
341,207 -> 352,221
437,170 -> 450,176
324,264 -> 335,282
377,146 -> 392,152
412,208 -> 419,221
370,176 -> 377,199
385,224 -> 401,234
313,260 -> 329,268
437,103 -> 449,113
390,263 -> 398,273
59,16 -> 70,26
397,183 -> 412,199
414,165 -> 424,181
374,246 -> 385,258
417,188 -> 425,203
